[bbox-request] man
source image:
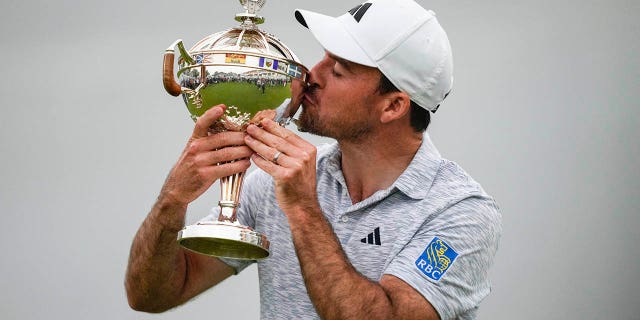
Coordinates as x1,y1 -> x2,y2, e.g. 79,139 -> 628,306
126,0 -> 501,319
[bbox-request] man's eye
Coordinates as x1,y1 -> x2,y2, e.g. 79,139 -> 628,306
332,68 -> 342,77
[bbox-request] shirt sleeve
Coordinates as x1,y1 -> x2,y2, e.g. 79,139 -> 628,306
384,195 -> 502,319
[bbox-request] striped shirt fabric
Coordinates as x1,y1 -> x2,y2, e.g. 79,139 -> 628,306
203,133 -> 502,319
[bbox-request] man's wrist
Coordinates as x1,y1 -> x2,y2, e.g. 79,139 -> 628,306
152,192 -> 188,233
157,189 -> 189,208
285,200 -> 322,221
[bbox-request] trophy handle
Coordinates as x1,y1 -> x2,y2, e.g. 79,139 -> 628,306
163,39 -> 184,97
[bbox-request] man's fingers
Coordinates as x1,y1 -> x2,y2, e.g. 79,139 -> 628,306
190,131 -> 247,152
245,125 -> 300,162
199,159 -> 251,179
194,145 -> 253,166
259,119 -> 308,148
281,79 -> 306,119
251,153 -> 281,174
192,105 -> 226,138
245,120 -> 304,156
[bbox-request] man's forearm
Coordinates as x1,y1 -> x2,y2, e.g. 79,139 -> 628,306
125,194 -> 189,312
125,106 -> 253,312
287,206 -> 395,320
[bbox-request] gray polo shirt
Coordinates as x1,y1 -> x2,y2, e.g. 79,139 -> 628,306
203,134 -> 502,319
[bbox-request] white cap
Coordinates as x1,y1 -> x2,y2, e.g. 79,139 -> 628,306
295,0 -> 453,112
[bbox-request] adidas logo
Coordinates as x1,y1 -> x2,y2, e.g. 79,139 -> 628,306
348,2 -> 372,23
360,227 -> 381,245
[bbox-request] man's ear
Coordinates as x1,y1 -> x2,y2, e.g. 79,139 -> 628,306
379,91 -> 411,124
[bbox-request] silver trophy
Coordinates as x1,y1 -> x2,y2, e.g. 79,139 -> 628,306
162,0 -> 308,260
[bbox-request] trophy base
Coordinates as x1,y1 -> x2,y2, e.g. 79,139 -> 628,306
177,222 -> 269,260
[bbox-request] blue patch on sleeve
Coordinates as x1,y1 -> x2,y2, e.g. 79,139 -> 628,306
415,237 -> 459,281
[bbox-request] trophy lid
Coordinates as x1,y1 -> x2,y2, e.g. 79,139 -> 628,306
184,0 -> 299,62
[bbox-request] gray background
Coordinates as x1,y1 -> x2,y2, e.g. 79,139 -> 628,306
1,0 -> 638,319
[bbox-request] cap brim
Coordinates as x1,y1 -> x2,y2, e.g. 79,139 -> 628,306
295,9 -> 376,67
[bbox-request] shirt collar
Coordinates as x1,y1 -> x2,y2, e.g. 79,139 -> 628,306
324,142 -> 344,184
392,133 -> 442,200
324,133 -> 442,201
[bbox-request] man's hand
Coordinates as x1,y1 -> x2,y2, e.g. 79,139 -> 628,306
161,105 -> 253,206
280,78 -> 307,122
244,119 -> 319,213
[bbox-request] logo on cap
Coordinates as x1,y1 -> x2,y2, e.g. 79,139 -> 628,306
415,237 -> 458,281
348,2 -> 372,22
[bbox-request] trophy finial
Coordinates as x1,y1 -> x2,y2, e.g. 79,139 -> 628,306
240,0 -> 266,15
236,0 -> 266,26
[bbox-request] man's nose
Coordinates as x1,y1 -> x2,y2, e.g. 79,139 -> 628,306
306,71 -> 318,88
308,55 -> 331,87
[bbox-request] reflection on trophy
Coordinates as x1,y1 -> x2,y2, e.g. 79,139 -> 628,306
162,0 -> 308,260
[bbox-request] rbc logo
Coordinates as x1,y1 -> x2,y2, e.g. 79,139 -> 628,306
415,237 -> 458,281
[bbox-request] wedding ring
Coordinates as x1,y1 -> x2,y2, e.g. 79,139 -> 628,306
272,151 -> 282,164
